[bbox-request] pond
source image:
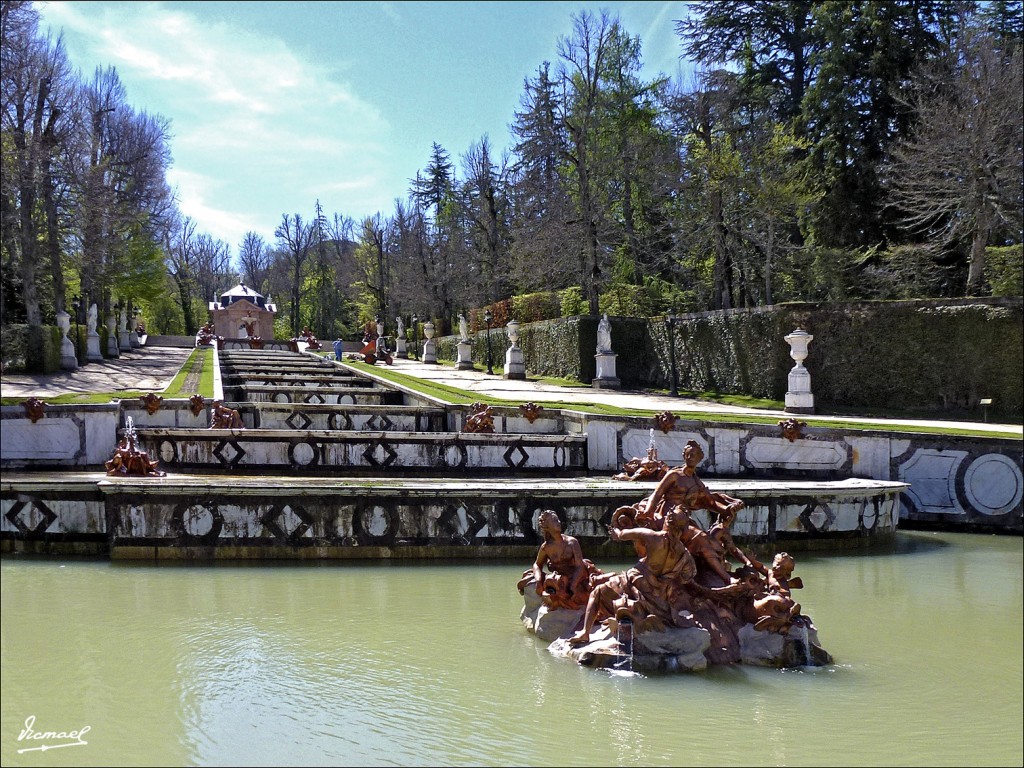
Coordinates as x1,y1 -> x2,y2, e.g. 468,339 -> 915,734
1,530 -> 1021,767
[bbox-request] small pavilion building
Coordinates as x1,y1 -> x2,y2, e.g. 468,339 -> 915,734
208,283 -> 277,339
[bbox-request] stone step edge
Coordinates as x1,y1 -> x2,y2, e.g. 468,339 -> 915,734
1,471 -> 908,497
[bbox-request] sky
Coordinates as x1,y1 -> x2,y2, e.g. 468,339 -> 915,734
37,1 -> 692,254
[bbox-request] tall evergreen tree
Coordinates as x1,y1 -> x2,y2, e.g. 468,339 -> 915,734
805,0 -> 946,248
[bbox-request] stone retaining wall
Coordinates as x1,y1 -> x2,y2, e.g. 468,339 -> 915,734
1,474 -> 904,559
2,400 -> 1019,533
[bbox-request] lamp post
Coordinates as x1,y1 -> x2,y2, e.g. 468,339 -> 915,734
71,295 -> 82,363
484,309 -> 494,375
114,300 -> 121,342
664,313 -> 679,397
411,314 -> 419,360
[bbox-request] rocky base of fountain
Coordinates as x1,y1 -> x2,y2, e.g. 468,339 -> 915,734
521,587 -> 832,672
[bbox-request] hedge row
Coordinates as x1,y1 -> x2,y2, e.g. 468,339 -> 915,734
1,324 -> 117,374
652,298 -> 1023,419
435,298 -> 1022,420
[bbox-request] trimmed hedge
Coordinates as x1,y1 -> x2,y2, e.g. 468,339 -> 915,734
657,298 -> 1023,420
435,298 -> 1022,420
1,324 -> 62,374
1,322 -> 122,373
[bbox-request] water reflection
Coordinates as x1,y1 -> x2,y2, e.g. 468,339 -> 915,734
1,532 -> 1021,767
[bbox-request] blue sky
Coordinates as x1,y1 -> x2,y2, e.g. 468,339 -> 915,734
38,1 -> 690,253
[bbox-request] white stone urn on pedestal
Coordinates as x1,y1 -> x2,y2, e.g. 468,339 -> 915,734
118,305 -> 131,351
784,328 -> 814,414
57,310 -> 78,370
504,319 -> 525,380
422,320 -> 437,363
130,310 -> 143,347
106,312 -> 120,358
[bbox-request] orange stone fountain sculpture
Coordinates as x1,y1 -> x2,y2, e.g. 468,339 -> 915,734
519,440 -> 832,673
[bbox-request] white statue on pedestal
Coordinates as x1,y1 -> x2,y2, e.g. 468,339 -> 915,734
86,303 -> 103,361
396,316 -> 405,337
459,314 -> 469,342
597,313 -> 612,354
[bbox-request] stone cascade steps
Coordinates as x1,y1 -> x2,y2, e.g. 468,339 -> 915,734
138,348 -> 586,476
218,349 -> 404,405
218,350 -> 341,373
234,385 -> 404,405
221,372 -> 367,386
0,345 -> 916,559
221,376 -> 376,402
221,364 -> 348,376
137,428 -> 589,475
220,353 -> 337,363
243,402 -> 448,432
221,378 -> 376,403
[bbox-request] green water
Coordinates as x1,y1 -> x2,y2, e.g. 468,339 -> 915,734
1,531 -> 1021,767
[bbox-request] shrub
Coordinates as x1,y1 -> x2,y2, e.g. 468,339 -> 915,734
986,244 -> 1023,297
560,286 -> 587,317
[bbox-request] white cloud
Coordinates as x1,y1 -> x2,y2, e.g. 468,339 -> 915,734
39,1 -> 395,252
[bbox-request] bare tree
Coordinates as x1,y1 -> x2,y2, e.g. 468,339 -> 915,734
164,214 -> 200,333
460,136 -> 511,305
387,198 -> 430,318
192,233 -> 232,304
238,231 -> 270,294
0,6 -> 71,324
274,212 -> 315,335
555,10 -> 617,313
509,62 -> 579,294
887,27 -> 1023,294
319,211 -> 357,337
354,213 -> 392,321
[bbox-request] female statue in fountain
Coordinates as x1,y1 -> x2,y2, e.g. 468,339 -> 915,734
569,507 -> 699,646
611,440 -> 744,555
517,510 -> 601,611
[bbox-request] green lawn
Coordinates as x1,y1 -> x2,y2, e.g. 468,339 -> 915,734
344,360 -> 1021,439
4,349 -> 1016,439
0,347 -> 213,406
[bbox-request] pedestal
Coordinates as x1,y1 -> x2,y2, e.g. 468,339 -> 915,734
60,337 -> 78,370
57,312 -> 77,370
396,338 -> 408,358
422,338 -> 437,364
784,365 -> 815,413
784,328 -> 815,414
106,315 -> 119,358
504,346 -> 525,379
87,333 -> 103,362
456,340 -> 474,370
118,310 -> 131,351
592,352 -> 620,389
